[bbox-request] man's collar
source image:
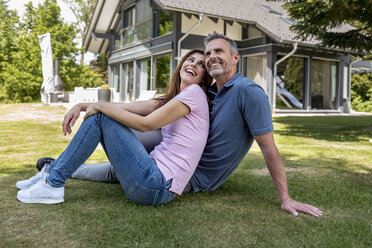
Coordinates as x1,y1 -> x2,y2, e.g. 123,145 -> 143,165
208,72 -> 242,96
222,72 -> 242,88
210,72 -> 242,92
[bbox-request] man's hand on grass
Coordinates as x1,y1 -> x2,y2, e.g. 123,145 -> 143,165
281,198 -> 323,217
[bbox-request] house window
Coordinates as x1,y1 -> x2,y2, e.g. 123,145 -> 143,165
256,4 -> 282,15
138,59 -> 152,97
122,6 -> 136,45
281,16 -> 297,25
110,64 -> 120,93
135,0 -> 152,41
276,56 -> 305,110
158,10 -> 173,36
311,59 -> 337,109
155,54 -> 172,94
121,0 -> 152,47
124,61 -> 134,102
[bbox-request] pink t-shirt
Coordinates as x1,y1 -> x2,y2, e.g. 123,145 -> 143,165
150,84 -> 209,195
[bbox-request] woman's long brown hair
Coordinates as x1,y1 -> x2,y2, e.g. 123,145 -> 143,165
158,49 -> 213,106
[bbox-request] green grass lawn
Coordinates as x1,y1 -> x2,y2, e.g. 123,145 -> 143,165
0,104 -> 371,247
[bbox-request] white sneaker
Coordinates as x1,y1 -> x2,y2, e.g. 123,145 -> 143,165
17,180 -> 64,204
16,166 -> 48,190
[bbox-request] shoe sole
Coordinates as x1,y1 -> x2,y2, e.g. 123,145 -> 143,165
15,184 -> 31,190
17,195 -> 64,204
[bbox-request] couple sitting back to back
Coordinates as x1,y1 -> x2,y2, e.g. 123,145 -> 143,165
16,31 -> 322,217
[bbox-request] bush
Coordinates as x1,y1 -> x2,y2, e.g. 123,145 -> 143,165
351,72 -> 372,113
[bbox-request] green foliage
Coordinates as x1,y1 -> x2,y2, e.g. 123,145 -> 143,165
351,72 -> 372,112
0,0 -> 103,103
155,55 -> 171,94
159,10 -> 173,36
0,0 -> 19,83
282,0 -> 372,55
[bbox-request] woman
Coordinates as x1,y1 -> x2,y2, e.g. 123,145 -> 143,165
16,49 -> 213,205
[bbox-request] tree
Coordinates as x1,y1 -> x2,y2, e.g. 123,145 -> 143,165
282,0 -> 372,55
62,0 -> 97,64
0,0 -> 19,100
0,0 -> 103,102
281,0 -> 372,112
351,72 -> 372,113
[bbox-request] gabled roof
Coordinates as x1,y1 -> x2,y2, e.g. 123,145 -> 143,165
84,0 -> 354,53
83,0 -> 121,54
155,0 -> 353,45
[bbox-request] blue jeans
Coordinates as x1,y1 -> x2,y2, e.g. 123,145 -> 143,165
47,113 -> 175,205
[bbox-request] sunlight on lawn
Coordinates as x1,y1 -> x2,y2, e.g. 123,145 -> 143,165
0,104 -> 371,248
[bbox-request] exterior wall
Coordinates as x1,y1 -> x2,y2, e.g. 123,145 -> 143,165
247,25 -> 263,39
226,21 -> 242,41
181,14 -> 223,35
244,54 -> 267,91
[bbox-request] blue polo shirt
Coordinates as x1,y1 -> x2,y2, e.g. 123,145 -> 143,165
190,72 -> 273,192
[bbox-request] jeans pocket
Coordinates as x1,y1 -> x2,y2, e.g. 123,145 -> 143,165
126,181 -> 160,205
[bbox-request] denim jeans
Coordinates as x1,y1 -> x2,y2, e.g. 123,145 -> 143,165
47,113 -> 175,205
71,128 -> 163,183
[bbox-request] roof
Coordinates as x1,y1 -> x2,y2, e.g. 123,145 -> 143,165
156,0 -> 354,45
84,0 -> 354,53
352,60 -> 372,73
83,0 -> 121,54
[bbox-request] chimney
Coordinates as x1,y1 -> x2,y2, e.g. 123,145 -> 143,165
54,58 -> 64,92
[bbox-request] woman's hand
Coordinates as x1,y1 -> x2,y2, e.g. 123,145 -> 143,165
84,102 -> 103,121
62,104 -> 82,135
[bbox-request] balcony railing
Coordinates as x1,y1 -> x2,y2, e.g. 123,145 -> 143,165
120,17 -> 152,48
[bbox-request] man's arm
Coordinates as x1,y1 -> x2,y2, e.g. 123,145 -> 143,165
62,100 -> 159,135
254,132 -> 323,217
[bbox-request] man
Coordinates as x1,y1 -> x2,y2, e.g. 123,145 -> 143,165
39,32 -> 322,217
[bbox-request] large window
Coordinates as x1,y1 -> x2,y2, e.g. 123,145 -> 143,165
158,10 -> 173,36
138,59 -> 151,98
311,59 -> 337,109
276,57 -> 305,109
124,61 -> 134,102
110,64 -> 120,93
155,55 -> 172,94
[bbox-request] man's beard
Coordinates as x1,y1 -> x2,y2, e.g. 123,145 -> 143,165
208,67 -> 226,79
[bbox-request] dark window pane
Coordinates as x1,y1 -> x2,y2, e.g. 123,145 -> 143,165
311,59 -> 337,109
155,55 -> 171,94
276,56 -> 305,109
159,10 -> 173,36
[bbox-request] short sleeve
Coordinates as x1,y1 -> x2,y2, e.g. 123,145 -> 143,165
174,84 -> 205,112
241,84 -> 273,136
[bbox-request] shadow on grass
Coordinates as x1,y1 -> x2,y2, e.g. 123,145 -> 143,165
273,116 -> 372,142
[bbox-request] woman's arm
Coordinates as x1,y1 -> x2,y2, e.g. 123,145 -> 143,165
84,99 -> 190,132
62,100 -> 160,135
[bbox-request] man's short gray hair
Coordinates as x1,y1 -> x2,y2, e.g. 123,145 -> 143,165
204,31 -> 239,54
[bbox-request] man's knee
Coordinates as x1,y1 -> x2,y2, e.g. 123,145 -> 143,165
131,129 -> 162,153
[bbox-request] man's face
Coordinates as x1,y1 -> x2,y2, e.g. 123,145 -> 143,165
204,38 -> 239,82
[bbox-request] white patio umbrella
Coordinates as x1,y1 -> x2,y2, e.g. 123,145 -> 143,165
38,33 -> 55,104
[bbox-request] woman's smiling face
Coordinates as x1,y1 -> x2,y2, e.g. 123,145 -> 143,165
179,52 -> 207,87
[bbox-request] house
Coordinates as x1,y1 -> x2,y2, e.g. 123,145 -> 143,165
83,0 -> 356,113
